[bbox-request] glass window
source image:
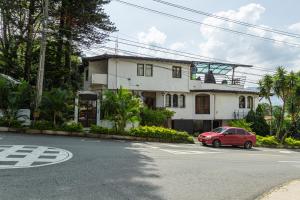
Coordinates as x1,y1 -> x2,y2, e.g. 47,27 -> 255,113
137,64 -> 144,76
239,96 -> 246,108
195,94 -> 210,114
145,64 -> 153,77
236,129 -> 246,135
225,129 -> 236,135
247,96 -> 254,109
173,94 -> 178,107
179,94 -> 185,108
165,94 -> 171,107
172,66 -> 182,78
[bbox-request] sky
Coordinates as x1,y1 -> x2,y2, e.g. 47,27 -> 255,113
85,0 -> 300,86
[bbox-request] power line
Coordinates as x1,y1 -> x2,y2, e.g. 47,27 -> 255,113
150,0 -> 300,39
113,0 -> 300,48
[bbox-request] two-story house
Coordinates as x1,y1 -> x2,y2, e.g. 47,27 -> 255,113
75,54 -> 259,133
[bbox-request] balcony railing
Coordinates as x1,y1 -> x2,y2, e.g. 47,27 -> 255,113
91,74 -> 108,85
191,74 -> 246,86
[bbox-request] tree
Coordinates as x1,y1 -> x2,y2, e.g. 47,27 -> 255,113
102,88 -> 142,133
245,105 -> 270,136
40,88 -> 73,126
259,74 -> 273,134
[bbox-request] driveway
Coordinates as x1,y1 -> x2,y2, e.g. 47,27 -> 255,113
1,132 -> 300,200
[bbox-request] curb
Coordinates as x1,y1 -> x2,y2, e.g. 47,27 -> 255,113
0,127 -> 193,144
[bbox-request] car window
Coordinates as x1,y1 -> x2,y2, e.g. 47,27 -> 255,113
236,129 -> 246,135
225,129 -> 236,135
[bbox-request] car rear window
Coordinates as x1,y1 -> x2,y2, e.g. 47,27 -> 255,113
236,129 -> 246,135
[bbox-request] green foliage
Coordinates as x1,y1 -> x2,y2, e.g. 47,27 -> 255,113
245,105 -> 270,136
40,88 -> 73,126
256,135 -> 279,146
101,87 -> 142,133
0,117 -> 22,128
61,122 -> 83,132
140,107 -> 175,126
130,126 -> 193,143
228,119 -> 253,132
284,137 -> 300,147
31,121 -> 54,130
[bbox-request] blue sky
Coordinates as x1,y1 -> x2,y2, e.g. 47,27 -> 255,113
87,0 -> 300,85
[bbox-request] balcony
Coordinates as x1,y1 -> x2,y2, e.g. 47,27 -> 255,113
91,73 -> 107,85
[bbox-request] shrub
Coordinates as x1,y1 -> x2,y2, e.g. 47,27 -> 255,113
0,117 -> 22,128
284,137 -> 300,147
31,121 -> 53,130
129,126 -> 193,143
256,135 -> 279,146
228,119 -> 253,132
140,107 -> 175,126
90,125 -> 115,135
245,106 -> 270,136
62,122 -> 83,132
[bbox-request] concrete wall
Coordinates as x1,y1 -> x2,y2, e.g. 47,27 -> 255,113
84,60 -> 108,91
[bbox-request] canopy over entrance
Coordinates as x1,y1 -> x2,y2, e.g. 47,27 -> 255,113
191,62 -> 253,75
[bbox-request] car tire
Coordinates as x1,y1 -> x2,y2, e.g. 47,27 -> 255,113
212,140 -> 221,148
244,141 -> 252,149
202,142 -> 207,146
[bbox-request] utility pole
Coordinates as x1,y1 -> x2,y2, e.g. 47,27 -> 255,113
35,0 -> 49,117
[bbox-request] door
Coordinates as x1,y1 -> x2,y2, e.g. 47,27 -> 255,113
235,128 -> 247,145
78,94 -> 97,127
222,128 -> 238,145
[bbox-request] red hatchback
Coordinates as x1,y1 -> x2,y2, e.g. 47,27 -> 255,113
198,127 -> 256,149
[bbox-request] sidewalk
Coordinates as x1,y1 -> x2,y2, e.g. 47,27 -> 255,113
259,180 -> 300,200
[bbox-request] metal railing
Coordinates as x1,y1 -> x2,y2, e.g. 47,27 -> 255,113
191,74 -> 246,86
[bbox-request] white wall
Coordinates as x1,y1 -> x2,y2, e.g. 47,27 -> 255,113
107,58 -> 190,92
84,60 -> 108,91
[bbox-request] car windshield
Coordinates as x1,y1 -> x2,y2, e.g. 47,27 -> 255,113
212,127 -> 227,133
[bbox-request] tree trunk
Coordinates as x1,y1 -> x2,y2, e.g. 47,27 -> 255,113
24,0 -> 35,81
276,100 -> 285,141
64,10 -> 72,84
55,3 -> 65,71
268,97 -> 273,135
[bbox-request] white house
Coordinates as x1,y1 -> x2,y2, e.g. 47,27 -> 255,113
75,54 -> 259,133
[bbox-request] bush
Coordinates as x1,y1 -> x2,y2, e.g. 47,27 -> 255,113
245,106 -> 270,136
90,125 -> 115,135
140,107 -> 175,126
228,119 -> 253,132
62,122 -> 83,132
129,126 -> 193,143
284,137 -> 300,147
31,121 -> 53,130
0,117 -> 22,128
256,135 -> 279,146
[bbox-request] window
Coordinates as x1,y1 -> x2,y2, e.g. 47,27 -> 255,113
172,66 -> 182,78
195,94 -> 210,114
137,64 -> 144,76
165,94 -> 171,107
225,129 -> 236,135
236,129 -> 246,135
85,69 -> 89,81
179,94 -> 185,108
247,96 -> 254,109
173,94 -> 178,107
145,64 -> 153,77
239,96 -> 246,108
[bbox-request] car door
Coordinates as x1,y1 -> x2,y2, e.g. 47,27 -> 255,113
222,128 -> 237,145
235,128 -> 247,145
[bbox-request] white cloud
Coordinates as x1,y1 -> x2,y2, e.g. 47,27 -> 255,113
138,26 -> 167,45
197,3 -> 300,83
170,42 -> 186,50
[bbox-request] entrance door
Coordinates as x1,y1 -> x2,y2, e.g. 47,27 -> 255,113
78,94 -> 97,127
142,92 -> 156,108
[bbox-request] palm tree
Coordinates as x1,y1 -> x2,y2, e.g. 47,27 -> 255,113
259,74 -> 273,135
102,87 -> 142,133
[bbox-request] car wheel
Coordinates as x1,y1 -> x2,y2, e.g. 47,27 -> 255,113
202,142 -> 207,146
213,140 -> 221,148
244,141 -> 252,149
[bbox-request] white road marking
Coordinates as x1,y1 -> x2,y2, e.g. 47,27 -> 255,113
279,150 -> 293,154
0,145 -> 73,169
278,161 -> 300,163
159,149 -> 220,155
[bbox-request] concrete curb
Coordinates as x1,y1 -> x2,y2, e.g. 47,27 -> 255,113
0,127 -> 193,144
257,180 -> 300,200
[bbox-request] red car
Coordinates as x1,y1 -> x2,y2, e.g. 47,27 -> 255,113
198,126 -> 256,149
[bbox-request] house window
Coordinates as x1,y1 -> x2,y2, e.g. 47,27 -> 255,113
165,94 -> 171,107
85,69 -> 89,81
172,66 -> 182,78
247,96 -> 254,109
239,96 -> 246,108
145,64 -> 153,77
173,94 -> 178,107
195,94 -> 210,114
137,64 -> 144,76
179,94 -> 185,108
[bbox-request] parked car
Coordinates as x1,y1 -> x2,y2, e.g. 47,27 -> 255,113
198,126 -> 256,149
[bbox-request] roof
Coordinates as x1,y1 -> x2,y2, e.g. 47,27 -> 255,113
190,89 -> 259,95
83,54 -> 253,75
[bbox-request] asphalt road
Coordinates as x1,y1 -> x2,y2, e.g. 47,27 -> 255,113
1,132 -> 300,200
